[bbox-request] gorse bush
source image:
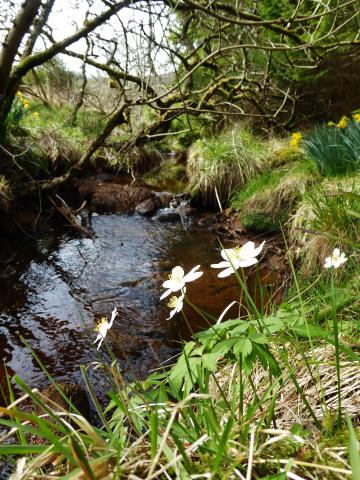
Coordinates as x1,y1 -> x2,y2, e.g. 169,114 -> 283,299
302,119 -> 360,176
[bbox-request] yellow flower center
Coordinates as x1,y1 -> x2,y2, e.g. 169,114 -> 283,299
168,296 -> 179,308
227,247 -> 242,262
95,317 -> 107,331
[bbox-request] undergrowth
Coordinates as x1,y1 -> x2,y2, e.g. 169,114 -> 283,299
289,177 -> 360,273
0,225 -> 359,479
231,159 -> 319,232
302,118 -> 360,176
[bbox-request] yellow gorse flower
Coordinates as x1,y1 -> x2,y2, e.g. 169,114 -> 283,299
353,113 -> 360,123
16,91 -> 23,98
336,115 -> 348,129
33,111 -> 39,118
23,101 -> 29,109
289,132 -> 302,149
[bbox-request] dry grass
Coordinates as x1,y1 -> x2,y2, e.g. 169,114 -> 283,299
32,128 -> 85,167
241,168 -> 316,220
288,176 -> 360,272
211,344 -> 360,430
0,175 -> 13,210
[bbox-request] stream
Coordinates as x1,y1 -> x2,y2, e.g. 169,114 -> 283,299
0,212 -> 241,398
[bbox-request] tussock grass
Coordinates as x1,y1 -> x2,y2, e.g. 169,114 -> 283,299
187,126 -> 268,207
32,128 -> 85,167
231,161 -> 318,232
289,176 -> 360,272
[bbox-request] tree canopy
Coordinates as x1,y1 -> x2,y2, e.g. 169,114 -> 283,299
0,0 -> 359,189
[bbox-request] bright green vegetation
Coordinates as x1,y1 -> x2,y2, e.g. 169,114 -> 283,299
302,118 -> 360,176
187,127 -> 269,207
231,158 -> 319,232
1,111 -> 360,478
1,236 -> 359,479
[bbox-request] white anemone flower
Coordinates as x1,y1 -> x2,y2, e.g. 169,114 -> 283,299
211,241 -> 265,278
324,248 -> 347,269
94,306 -> 118,350
167,293 -> 185,319
160,265 -> 203,299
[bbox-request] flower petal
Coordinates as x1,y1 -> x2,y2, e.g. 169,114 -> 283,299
162,279 -> 181,290
171,265 -> 184,279
218,267 -> 234,278
251,240 -> 265,258
239,241 -> 256,259
237,257 -> 258,268
183,265 -> 202,282
211,261 -> 230,269
160,289 -> 173,300
183,270 -> 203,282
221,248 -> 234,261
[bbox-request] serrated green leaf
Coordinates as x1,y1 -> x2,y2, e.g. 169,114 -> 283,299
233,338 -> 252,358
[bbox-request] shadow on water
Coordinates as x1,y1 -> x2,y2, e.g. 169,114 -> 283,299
0,213 -> 245,398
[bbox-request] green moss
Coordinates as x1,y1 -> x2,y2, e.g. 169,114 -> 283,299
143,157 -> 187,192
231,159 -> 319,232
230,170 -> 285,211
242,210 -> 288,232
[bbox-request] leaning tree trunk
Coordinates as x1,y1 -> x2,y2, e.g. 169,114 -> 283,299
0,0 -> 42,140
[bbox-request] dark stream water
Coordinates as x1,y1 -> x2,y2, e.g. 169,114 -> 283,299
0,213 -> 240,398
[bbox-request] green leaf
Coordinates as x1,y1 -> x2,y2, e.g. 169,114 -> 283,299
150,411 -> 158,460
211,338 -> 238,356
347,413 -> 360,479
202,352 -> 219,372
0,444 -> 46,455
249,332 -> 268,344
347,209 -> 360,219
233,338 -> 252,358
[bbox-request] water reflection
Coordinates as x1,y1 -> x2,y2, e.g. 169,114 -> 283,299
0,213 -> 235,396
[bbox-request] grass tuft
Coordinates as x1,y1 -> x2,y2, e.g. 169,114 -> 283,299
289,176 -> 360,273
231,161 -> 318,232
0,175 -> 13,210
187,126 -> 268,207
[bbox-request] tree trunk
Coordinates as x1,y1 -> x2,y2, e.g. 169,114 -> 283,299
0,0 -> 42,139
